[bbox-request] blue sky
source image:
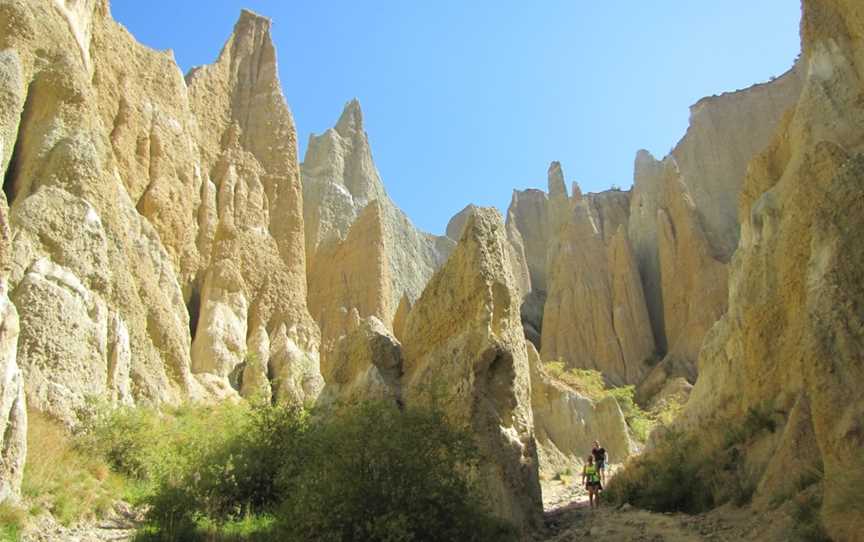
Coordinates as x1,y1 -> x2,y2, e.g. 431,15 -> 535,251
111,1 -> 801,235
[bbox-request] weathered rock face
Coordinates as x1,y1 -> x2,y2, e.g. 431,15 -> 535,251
0,2 -> 322,422
528,344 -> 632,478
401,208 -> 542,530
506,162 -> 572,297
508,188 -> 552,295
301,100 -> 453,346
318,311 -> 402,406
506,164 -> 654,385
540,195 -> 655,386
0,199 -> 24,503
2,1 -> 194,421
308,201 -> 391,348
681,2 -> 864,538
448,203 -> 531,303
186,10 -> 322,404
628,66 -> 803,363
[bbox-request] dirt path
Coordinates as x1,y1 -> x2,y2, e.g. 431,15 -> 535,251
537,479 -> 781,542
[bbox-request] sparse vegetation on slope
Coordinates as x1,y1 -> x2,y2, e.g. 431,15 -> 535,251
605,403 -> 783,514
22,410 -> 131,527
543,362 -> 656,441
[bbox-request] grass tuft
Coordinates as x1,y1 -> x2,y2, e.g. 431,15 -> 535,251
0,502 -> 25,542
22,410 -> 126,527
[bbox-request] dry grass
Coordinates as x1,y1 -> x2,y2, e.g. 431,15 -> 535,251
22,410 -> 126,526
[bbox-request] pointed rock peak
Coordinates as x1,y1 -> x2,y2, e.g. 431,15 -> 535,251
235,9 -> 272,34
635,149 -> 661,168
571,181 -> 583,201
218,9 -> 275,71
446,204 -> 479,241
335,98 -> 364,136
458,207 -> 508,258
345,199 -> 386,242
509,189 -> 520,206
547,161 -> 568,199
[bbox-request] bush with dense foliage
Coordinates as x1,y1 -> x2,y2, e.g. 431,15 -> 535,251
276,401 -> 514,541
79,399 -> 514,541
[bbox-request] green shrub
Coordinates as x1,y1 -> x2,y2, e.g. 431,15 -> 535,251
790,490 -> 830,542
544,363 -> 607,399
723,403 -> 777,448
145,400 -> 309,522
607,386 -> 653,442
0,502 -> 25,542
606,415 -> 777,513
604,429 -> 715,513
652,398 -> 684,426
276,401 -> 515,542
81,399 -> 511,541
80,399 -> 309,536
76,401 -> 165,480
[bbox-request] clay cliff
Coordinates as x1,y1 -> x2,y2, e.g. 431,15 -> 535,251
3,2 -> 861,537
680,1 -> 864,538
540,192 -> 655,386
185,10 -> 323,404
505,164 -> 655,386
301,100 -> 453,348
0,1 -> 323,429
629,65 -> 803,388
505,67 -> 804,399
0,198 -> 24,502
401,208 -> 543,530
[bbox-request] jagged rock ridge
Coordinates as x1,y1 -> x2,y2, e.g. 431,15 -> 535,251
629,64 -> 803,392
679,1 -> 864,538
401,207 -> 543,529
301,100 -> 454,350
0,1 -> 322,430
502,164 -> 655,386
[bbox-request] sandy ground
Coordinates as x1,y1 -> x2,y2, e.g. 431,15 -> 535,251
536,477 -> 795,542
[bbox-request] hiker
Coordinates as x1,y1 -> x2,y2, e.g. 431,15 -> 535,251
582,454 -> 602,509
592,440 -> 607,485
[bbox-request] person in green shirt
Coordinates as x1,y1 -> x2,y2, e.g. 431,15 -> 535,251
582,454 -> 603,509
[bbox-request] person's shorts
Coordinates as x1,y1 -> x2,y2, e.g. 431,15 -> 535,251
597,460 -> 606,470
